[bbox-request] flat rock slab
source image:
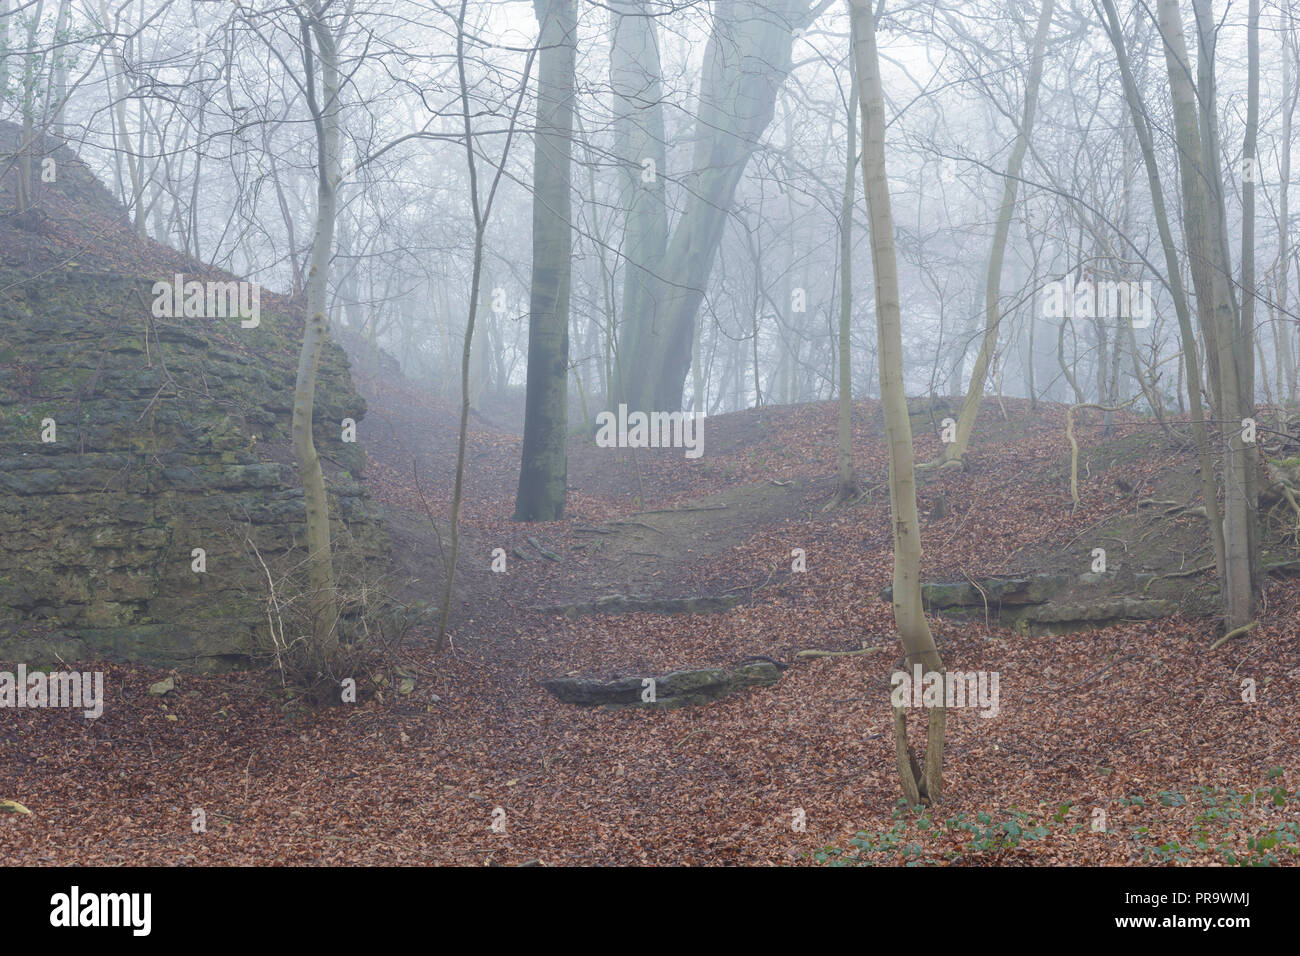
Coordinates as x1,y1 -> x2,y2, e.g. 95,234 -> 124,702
542,661 -> 783,709
880,573 -> 1174,634
1013,597 -> 1171,635
881,574 -> 1070,608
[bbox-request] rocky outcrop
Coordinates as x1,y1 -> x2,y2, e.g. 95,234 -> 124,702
881,573 -> 1171,635
901,574 -> 1072,610
0,262 -> 385,671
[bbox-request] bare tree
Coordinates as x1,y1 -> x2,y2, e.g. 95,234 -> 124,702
437,0 -> 535,652
849,0 -> 944,806
291,0 -> 344,666
940,0 -> 1054,468
832,16 -> 859,504
1156,0 -> 1259,631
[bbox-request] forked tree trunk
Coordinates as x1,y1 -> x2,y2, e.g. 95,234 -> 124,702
848,0 -> 944,805
620,0 -> 807,413
609,0 -> 668,410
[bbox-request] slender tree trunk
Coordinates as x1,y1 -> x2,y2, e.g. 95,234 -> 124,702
96,0 -> 146,232
49,0 -> 69,137
1026,265 -> 1038,409
271,152 -> 303,296
1240,0 -> 1262,598
834,29 -> 860,503
15,0 -> 46,218
0,0 -> 10,101
849,0 -> 944,806
437,0 -> 533,653
942,0 -> 1054,466
293,6 -> 343,666
1280,21 -> 1296,403
1197,0 -> 1259,626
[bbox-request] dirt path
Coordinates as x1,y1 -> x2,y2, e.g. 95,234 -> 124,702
355,374 -> 1253,650
355,374 -> 847,639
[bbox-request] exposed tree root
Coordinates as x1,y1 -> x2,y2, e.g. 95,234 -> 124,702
795,645 -> 884,660
1208,620 -> 1258,652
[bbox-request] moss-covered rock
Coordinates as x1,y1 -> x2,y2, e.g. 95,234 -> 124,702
0,255 -> 386,671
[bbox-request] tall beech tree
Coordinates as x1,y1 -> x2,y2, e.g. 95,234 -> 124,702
515,0 -> 577,521
1096,0 -> 1225,590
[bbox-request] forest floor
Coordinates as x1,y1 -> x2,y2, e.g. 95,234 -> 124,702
4,356 -> 1300,864
3,119 -> 1296,866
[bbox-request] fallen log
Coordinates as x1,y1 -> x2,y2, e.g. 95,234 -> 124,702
541,661 -> 782,709
535,593 -> 741,617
